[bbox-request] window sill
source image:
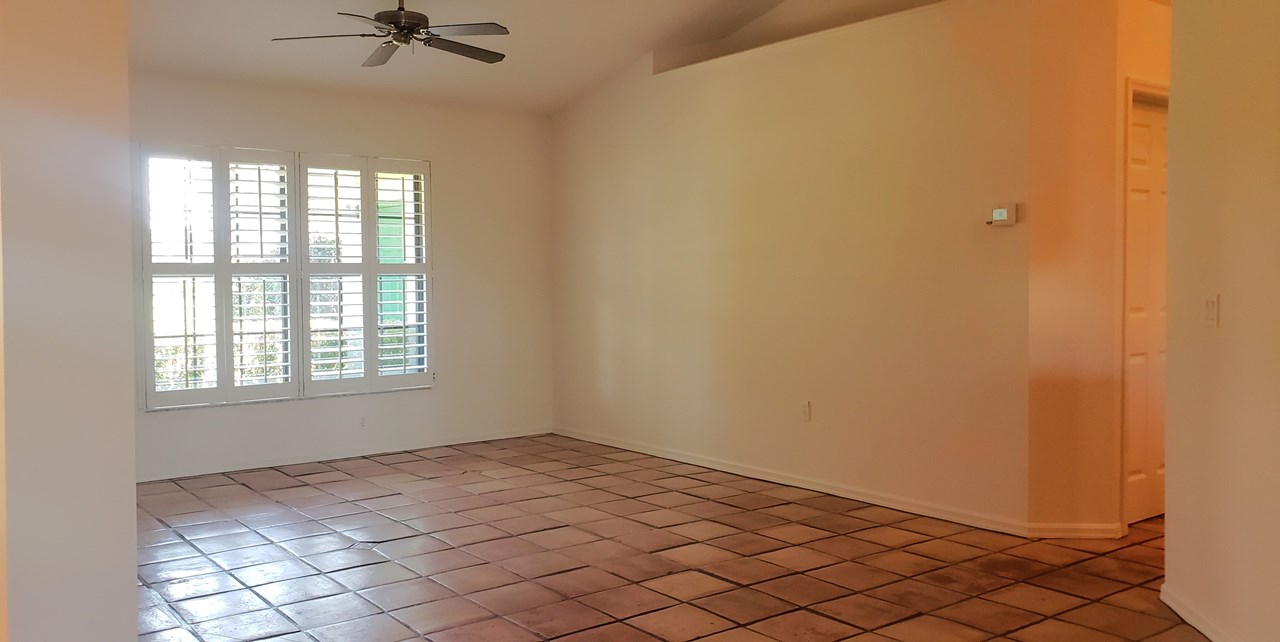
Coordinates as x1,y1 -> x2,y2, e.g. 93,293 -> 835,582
142,385 -> 433,413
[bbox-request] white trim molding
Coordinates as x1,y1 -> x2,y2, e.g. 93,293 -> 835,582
1025,523 -> 1126,539
553,427 -> 1033,537
1162,585 -> 1236,642
554,427 -> 1135,540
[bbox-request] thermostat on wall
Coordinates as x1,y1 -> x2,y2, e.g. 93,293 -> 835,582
987,203 -> 1019,227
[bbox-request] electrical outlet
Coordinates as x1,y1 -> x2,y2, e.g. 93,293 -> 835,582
1203,295 -> 1221,328
801,401 -> 813,423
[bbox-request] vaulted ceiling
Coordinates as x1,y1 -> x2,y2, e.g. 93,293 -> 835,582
131,0 -> 943,114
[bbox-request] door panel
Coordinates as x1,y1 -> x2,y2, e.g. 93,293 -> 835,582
1123,99 -> 1168,524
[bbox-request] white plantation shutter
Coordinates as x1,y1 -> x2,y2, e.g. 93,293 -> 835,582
142,148 -> 431,408
306,166 -> 364,264
143,146 -> 221,408
231,275 -> 292,387
151,275 -> 218,393
375,170 -> 429,265
377,274 -> 430,377
300,154 -> 369,395
229,162 -> 290,264
308,274 -> 365,382
370,158 -> 432,391
222,149 -> 300,403
147,156 -> 215,264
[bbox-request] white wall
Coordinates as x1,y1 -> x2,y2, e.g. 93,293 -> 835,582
132,74 -> 554,481
0,0 -> 137,638
553,0 -> 1032,532
1164,1 -> 1280,640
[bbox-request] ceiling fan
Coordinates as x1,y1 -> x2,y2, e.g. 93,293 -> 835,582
272,0 -> 509,67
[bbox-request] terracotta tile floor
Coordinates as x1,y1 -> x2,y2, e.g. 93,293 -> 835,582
137,435 -> 1205,641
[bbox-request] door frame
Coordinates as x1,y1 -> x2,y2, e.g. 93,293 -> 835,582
1116,77 -> 1171,532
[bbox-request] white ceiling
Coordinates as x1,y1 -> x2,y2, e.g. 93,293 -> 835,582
131,0 -> 747,114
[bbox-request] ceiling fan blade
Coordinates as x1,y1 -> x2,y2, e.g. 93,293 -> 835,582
272,34 -> 379,41
427,38 -> 506,64
338,12 -> 394,30
363,42 -> 400,67
426,22 -> 510,37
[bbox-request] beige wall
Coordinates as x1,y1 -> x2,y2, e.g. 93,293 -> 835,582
654,0 -> 945,72
554,0 -> 1033,531
1119,0 -> 1173,85
1165,1 -> 1280,640
132,74 -> 555,480
1025,0 -> 1170,535
0,156 -> 7,639
0,0 -> 137,638
1026,1 -> 1125,535
556,0 -> 1177,537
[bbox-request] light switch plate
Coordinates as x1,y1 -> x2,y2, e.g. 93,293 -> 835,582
1203,295 -> 1221,328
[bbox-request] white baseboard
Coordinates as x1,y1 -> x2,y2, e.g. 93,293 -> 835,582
1162,585 -> 1237,642
1025,523 -> 1126,539
138,427 -> 551,482
553,427 -> 1033,537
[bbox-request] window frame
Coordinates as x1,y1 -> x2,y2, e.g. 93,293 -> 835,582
136,145 -> 434,410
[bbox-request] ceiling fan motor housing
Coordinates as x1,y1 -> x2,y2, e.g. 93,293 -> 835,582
372,9 -> 431,32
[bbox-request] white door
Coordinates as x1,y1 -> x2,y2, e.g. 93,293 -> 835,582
1123,98 -> 1168,524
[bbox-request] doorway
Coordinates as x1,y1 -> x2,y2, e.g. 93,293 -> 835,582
1122,84 -> 1169,524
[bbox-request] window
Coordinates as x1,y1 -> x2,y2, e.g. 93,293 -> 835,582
140,147 -> 431,409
